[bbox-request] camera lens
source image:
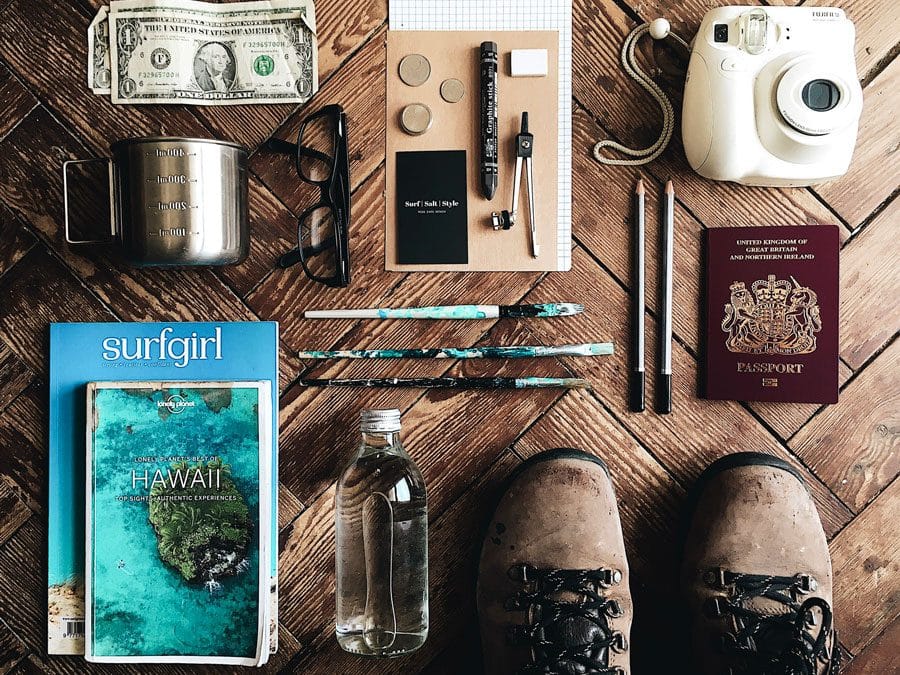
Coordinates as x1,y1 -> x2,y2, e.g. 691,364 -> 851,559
802,79 -> 841,112
714,24 -> 729,42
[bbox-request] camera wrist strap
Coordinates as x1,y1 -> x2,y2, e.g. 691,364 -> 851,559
592,19 -> 689,166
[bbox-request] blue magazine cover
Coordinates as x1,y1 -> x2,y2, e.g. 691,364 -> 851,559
48,322 -> 279,656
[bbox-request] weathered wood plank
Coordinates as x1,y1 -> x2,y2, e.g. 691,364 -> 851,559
0,248 -> 115,376
0,65 -> 36,142
276,483 -> 336,648
520,246 -> 854,536
843,614 -> 900,674
830,476 -> 900,654
20,651 -> 148,675
0,620 -> 27,673
278,483 -> 305,532
0,518 -> 44,650
245,168 -> 399,354
839,197 -> 900,369
314,0 -> 385,80
215,175 -> 297,299
0,480 -> 31,548
0,340 -> 33,416
815,57 -> 900,229
0,205 -> 36,282
514,390 -> 690,672
0,384 -> 45,514
749,360 -> 853,441
791,338 -> 899,513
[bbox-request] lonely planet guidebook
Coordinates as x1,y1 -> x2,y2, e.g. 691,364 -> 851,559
48,322 -> 279,658
86,381 -> 271,665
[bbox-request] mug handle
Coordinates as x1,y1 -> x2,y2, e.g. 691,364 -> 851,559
62,158 -> 116,244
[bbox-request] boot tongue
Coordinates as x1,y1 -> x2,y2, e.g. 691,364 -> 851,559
540,592 -> 609,675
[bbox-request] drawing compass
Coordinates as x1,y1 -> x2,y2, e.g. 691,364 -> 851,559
491,112 -> 539,258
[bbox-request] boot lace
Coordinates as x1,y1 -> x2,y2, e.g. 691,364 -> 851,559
505,564 -> 628,675
703,568 -> 842,675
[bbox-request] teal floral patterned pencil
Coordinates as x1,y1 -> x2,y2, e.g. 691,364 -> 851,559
296,343 -> 614,360
303,303 -> 584,320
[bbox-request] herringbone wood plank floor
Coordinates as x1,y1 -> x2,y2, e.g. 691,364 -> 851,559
0,0 -> 897,672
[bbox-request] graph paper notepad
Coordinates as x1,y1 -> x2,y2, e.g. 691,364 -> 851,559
389,0 -> 573,271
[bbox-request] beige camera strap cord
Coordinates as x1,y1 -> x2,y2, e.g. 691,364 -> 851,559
592,19 -> 689,166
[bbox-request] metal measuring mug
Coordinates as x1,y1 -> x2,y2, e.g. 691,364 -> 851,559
62,137 -> 249,266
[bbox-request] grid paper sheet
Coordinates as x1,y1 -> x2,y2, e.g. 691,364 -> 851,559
389,0 -> 573,271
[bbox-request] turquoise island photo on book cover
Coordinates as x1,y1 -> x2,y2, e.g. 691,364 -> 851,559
87,382 -> 267,660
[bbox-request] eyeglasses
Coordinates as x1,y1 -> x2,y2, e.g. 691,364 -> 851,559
268,104 -> 351,288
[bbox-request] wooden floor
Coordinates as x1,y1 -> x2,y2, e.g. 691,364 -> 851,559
0,0 -> 897,672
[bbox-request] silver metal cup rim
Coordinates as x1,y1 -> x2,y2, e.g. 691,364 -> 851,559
110,136 -> 247,153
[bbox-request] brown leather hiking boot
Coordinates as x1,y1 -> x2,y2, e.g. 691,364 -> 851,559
477,449 -> 632,675
683,453 -> 841,675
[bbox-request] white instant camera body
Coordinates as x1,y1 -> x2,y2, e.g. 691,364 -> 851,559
682,6 -> 863,187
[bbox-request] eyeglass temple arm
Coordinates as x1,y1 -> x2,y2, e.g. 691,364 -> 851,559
277,235 -> 337,269
267,137 -> 335,166
266,137 -> 296,154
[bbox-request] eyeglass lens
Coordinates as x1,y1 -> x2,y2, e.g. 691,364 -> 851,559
298,112 -> 338,184
299,205 -> 339,280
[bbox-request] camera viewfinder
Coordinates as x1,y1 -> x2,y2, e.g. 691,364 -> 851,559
714,24 -> 728,42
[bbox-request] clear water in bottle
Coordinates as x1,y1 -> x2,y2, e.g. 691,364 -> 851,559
335,409 -> 428,657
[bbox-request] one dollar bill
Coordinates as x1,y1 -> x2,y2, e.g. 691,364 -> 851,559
88,0 -> 318,105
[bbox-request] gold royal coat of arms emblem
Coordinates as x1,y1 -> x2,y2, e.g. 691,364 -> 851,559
722,275 -> 822,355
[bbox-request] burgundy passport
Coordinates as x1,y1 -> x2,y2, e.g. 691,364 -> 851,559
703,225 -> 839,404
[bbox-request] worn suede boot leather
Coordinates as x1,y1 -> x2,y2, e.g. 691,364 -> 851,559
477,449 -> 632,675
683,453 -> 841,675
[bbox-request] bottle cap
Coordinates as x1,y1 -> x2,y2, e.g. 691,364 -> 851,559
361,408 -> 402,433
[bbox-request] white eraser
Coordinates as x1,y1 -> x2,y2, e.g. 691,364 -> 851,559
510,49 -> 548,77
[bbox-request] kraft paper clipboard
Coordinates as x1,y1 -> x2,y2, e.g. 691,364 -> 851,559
385,30 -> 560,272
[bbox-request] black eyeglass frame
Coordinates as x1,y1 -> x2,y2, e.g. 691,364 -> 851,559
268,104 -> 351,288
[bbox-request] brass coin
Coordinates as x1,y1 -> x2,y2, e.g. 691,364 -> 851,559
398,54 -> 431,87
440,78 -> 465,103
400,103 -> 433,136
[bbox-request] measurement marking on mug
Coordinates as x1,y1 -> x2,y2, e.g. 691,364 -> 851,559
145,148 -> 198,158
147,175 -> 197,184
149,201 -> 199,211
148,229 -> 202,237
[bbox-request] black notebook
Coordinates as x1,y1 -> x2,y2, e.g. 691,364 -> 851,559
396,150 -> 468,264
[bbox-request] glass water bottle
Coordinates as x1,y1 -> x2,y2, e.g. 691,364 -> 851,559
335,409 -> 428,656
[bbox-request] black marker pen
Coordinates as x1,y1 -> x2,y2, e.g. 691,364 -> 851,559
480,41 -> 498,200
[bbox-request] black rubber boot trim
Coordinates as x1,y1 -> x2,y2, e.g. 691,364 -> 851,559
508,447 -> 611,483
682,452 -> 812,554
693,452 -> 808,500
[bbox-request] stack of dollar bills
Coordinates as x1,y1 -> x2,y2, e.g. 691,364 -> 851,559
88,0 -> 318,105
